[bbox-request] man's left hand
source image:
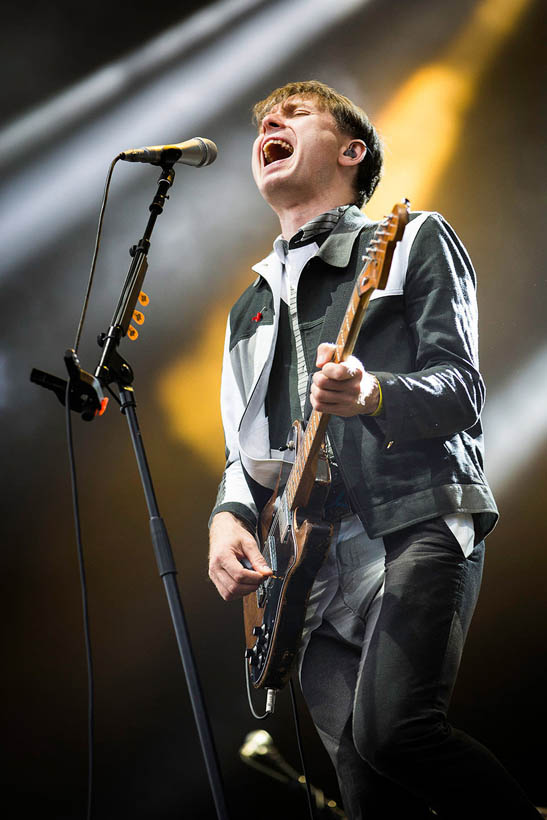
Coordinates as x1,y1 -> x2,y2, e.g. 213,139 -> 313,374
310,342 -> 380,417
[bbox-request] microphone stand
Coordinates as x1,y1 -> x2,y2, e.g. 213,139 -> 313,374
32,163 -> 229,820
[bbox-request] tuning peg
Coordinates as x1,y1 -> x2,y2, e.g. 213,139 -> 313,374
138,291 -> 149,306
133,310 -> 145,325
127,325 -> 139,341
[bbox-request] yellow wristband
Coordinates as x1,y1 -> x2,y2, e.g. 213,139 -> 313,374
369,378 -> 383,417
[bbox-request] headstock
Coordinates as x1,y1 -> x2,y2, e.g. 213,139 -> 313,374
358,199 -> 410,295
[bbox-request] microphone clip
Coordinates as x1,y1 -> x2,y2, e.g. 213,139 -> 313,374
31,349 -> 108,421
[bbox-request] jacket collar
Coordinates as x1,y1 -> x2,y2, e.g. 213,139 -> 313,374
252,205 -> 375,284
316,205 -> 376,268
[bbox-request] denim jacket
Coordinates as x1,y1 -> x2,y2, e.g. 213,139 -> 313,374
211,206 -> 498,542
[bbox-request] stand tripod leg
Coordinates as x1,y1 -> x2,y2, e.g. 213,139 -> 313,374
120,386 -> 229,820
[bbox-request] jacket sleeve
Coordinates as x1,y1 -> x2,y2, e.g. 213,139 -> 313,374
209,314 -> 258,529
368,213 -> 485,443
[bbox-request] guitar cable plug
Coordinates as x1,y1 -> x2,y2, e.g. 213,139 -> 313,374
265,689 -> 277,715
244,653 -> 278,718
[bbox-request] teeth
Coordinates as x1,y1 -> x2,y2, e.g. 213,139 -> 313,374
262,138 -> 294,164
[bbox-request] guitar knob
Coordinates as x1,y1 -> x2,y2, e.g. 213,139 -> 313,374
245,648 -> 259,666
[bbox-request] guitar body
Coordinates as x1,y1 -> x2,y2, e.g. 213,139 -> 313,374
243,422 -> 333,691
243,510 -> 332,691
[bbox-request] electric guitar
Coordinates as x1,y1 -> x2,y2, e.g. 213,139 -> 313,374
243,200 -> 410,692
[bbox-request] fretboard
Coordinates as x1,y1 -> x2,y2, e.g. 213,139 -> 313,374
285,272 -> 373,510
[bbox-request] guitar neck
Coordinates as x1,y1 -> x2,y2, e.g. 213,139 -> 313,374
283,200 -> 409,511
285,284 -> 374,510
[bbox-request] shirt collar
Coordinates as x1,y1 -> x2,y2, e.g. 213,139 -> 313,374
273,205 -> 349,263
290,205 -> 351,247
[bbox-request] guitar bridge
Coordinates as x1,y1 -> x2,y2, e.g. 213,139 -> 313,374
256,575 -> 273,608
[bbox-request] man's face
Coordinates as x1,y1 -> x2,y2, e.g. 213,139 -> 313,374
251,95 -> 347,208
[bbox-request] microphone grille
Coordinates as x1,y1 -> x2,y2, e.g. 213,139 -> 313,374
195,137 -> 218,166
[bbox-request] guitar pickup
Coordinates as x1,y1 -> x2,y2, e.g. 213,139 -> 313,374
267,535 -> 278,572
278,493 -> 290,543
316,444 -> 331,486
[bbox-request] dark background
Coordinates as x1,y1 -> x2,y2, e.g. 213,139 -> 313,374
2,0 -> 546,817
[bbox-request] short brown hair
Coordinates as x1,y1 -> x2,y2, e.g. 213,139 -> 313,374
252,80 -> 383,208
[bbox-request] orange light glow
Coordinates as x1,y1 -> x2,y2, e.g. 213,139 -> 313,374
158,0 -> 532,471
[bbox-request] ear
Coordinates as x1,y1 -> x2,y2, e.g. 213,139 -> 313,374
339,140 -> 367,166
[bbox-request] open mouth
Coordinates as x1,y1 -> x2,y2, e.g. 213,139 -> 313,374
262,138 -> 294,166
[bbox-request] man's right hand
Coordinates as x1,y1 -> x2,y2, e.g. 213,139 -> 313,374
208,511 -> 272,601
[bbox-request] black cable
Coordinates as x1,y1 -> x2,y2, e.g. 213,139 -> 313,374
244,654 -> 271,720
73,154 -> 122,353
289,677 -> 316,820
65,382 -> 94,820
65,155 -> 122,817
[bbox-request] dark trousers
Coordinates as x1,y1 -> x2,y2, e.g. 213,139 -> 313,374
300,517 -> 540,819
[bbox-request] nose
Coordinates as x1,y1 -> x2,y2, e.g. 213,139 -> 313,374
262,111 -> 283,132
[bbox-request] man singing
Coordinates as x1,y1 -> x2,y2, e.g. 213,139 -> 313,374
208,80 -> 539,818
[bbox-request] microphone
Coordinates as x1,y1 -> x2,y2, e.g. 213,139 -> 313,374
120,137 -> 217,167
